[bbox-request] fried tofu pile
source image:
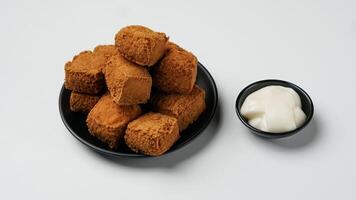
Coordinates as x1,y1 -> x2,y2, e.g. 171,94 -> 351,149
64,25 -> 206,156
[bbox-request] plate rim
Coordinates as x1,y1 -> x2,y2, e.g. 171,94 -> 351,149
59,62 -> 218,157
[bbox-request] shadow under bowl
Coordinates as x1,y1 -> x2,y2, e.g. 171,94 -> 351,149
235,79 -> 314,139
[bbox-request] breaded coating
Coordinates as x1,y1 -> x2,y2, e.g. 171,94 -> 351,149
86,94 -> 142,149
70,91 -> 101,113
152,42 -> 197,94
151,85 -> 206,131
93,45 -> 119,59
115,25 -> 168,67
104,55 -> 152,105
65,51 -> 106,94
124,113 -> 179,156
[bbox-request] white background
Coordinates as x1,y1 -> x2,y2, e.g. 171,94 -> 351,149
1,0 -> 356,199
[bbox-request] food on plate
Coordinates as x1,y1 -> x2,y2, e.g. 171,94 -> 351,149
104,55 -> 152,105
124,113 -> 179,156
152,42 -> 197,94
69,92 -> 101,113
86,94 -> 142,148
151,85 -> 206,131
115,25 -> 168,67
240,85 -> 306,133
64,51 -> 106,94
63,25 -> 208,156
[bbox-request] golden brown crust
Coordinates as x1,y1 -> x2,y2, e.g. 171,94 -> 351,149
152,42 -> 197,94
115,25 -> 168,67
86,94 -> 142,149
104,55 -> 152,105
64,51 -> 106,94
70,92 -> 101,113
151,85 -> 206,131
124,113 -> 179,156
93,45 -> 119,59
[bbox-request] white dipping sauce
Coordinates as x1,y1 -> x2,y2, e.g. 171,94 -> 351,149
240,85 -> 306,133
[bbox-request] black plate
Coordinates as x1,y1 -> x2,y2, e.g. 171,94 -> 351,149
59,62 -> 218,157
235,79 -> 314,139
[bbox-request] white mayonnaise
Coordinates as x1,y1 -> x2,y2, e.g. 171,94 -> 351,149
240,85 -> 306,133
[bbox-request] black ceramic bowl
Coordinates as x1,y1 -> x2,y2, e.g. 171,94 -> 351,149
235,79 -> 314,138
59,62 -> 218,157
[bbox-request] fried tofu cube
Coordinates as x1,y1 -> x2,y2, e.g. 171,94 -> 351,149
124,113 -> 179,156
93,45 -> 119,59
86,94 -> 142,149
152,42 -> 197,94
65,51 -> 106,94
151,85 -> 206,131
104,55 -> 152,105
69,92 -> 101,113
115,25 -> 168,67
